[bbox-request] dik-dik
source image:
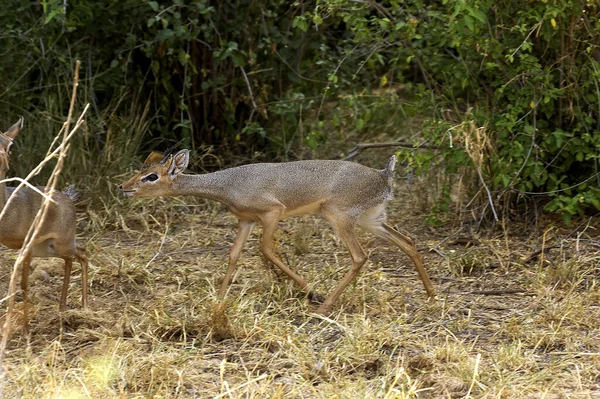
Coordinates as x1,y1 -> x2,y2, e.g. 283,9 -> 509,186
120,149 -> 434,314
0,117 -> 88,334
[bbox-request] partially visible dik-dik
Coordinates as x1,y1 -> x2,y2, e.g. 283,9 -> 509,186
120,149 -> 435,314
0,117 -> 88,334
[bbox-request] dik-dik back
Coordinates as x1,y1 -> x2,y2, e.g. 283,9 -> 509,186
0,187 -> 78,254
209,159 -> 394,216
121,152 -> 396,220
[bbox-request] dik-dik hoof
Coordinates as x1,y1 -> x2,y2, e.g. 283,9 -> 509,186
307,291 -> 325,304
314,303 -> 332,315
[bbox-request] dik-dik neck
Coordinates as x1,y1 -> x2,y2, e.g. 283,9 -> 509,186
171,173 -> 229,202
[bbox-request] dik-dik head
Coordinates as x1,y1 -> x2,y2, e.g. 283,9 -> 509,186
119,149 -> 190,197
0,117 -> 23,172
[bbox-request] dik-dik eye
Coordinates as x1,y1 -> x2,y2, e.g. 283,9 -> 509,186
142,173 -> 159,182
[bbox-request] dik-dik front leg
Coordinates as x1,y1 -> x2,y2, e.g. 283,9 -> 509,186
217,220 -> 255,298
60,258 -> 73,311
259,210 -> 312,294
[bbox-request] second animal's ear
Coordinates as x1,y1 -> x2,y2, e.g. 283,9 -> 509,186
3,116 -> 24,139
168,149 -> 190,177
144,151 -> 167,166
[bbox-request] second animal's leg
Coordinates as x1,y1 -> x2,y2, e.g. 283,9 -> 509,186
259,211 -> 310,292
75,247 -> 88,308
60,258 -> 73,312
318,210 -> 367,314
218,220 -> 256,298
20,254 -> 31,336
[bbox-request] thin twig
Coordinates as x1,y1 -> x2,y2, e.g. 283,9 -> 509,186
510,21 -> 542,58
477,165 -> 498,222
515,172 -> 600,195
240,66 -> 257,110
523,245 -> 562,264
342,141 -> 438,160
316,44 -> 359,122
0,177 -> 54,202
463,289 -> 535,296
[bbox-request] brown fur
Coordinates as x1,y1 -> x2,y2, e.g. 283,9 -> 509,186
0,118 -> 88,335
120,149 -> 435,314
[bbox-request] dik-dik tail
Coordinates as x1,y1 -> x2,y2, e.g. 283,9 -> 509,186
63,185 -> 82,203
383,155 -> 396,182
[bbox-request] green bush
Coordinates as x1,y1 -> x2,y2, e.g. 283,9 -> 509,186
2,0 -> 600,221
307,0 -> 600,222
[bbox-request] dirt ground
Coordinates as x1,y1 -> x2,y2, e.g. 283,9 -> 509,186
0,184 -> 599,398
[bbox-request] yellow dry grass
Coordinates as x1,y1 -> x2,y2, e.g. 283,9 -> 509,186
0,185 -> 599,398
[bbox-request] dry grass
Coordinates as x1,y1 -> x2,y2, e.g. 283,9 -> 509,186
1,185 -> 600,398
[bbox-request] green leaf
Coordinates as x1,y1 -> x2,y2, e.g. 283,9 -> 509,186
463,16 -> 474,31
232,54 -> 245,67
356,118 -> 365,130
149,1 -> 159,11
306,134 -> 318,150
44,7 -> 63,25
293,16 -> 308,32
156,29 -> 174,42
469,8 -> 487,24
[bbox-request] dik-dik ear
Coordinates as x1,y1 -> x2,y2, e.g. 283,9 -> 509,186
3,116 -> 24,139
167,149 -> 190,177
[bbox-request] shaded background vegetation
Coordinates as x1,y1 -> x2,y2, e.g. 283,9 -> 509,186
1,0 -> 600,223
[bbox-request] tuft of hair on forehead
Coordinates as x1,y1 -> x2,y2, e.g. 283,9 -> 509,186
143,151 -> 169,166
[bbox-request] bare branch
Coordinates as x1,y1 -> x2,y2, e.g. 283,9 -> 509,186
342,141 -> 438,160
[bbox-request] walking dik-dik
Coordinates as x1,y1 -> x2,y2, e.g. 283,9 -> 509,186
120,149 -> 435,314
0,117 -> 88,334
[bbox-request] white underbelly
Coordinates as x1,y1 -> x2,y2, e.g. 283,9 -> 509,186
282,201 -> 323,218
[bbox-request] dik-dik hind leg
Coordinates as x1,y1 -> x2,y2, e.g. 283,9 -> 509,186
317,210 -> 368,315
75,247 -> 88,308
369,223 -> 435,297
259,211 -> 310,293
218,220 -> 255,299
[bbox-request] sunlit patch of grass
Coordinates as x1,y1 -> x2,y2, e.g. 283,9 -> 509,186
51,386 -> 87,399
84,354 -> 120,390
